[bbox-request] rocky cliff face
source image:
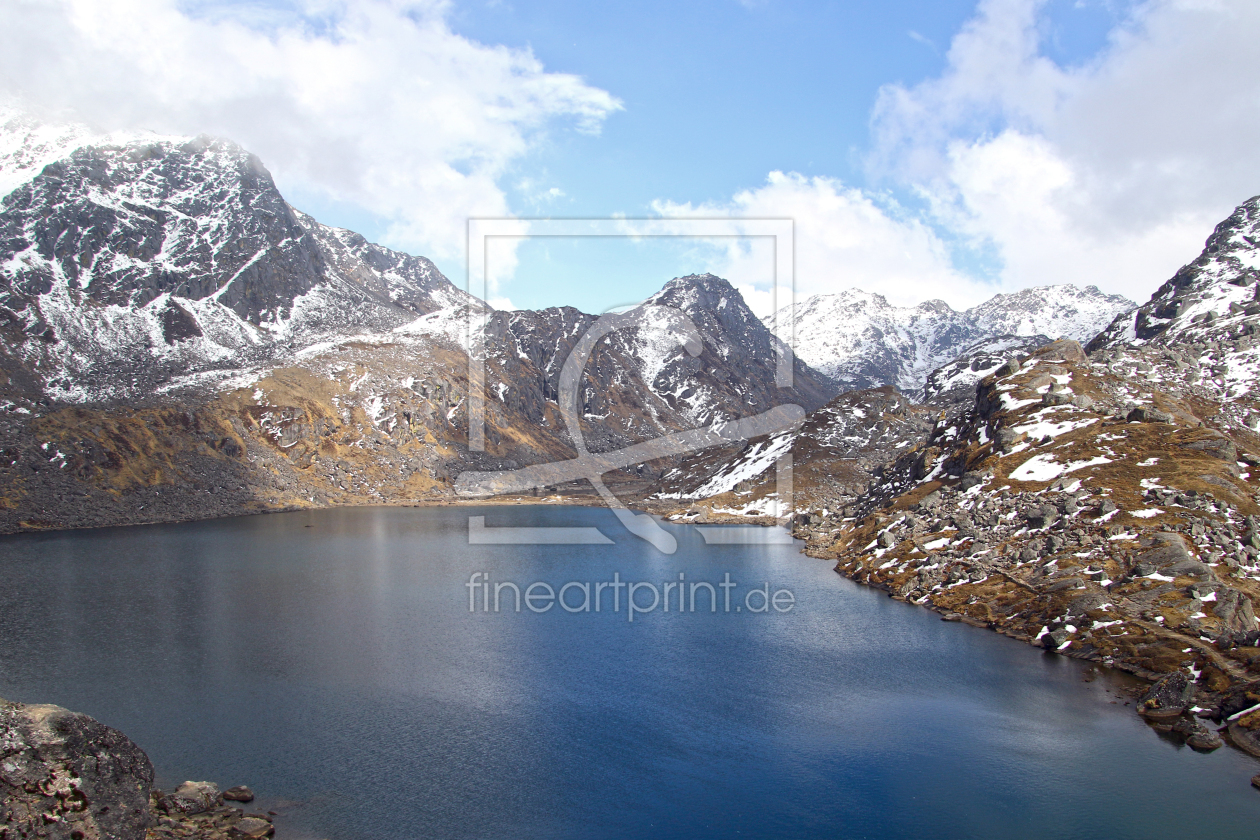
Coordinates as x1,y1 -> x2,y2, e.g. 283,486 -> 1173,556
1090,195 -> 1260,419
1,697 -> 154,839
774,284 -> 1134,396
0,113 -> 470,408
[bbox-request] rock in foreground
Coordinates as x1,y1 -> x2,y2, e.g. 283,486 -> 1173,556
1,697 -> 154,839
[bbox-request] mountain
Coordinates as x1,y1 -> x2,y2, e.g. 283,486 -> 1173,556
485,274 -> 835,454
651,385 -> 932,519
0,111 -> 836,532
0,111 -> 471,408
772,284 -> 1135,396
1089,196 -> 1260,414
680,196 -> 1260,740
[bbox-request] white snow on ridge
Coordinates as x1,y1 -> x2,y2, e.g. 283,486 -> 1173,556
0,107 -> 185,200
687,431 -> 794,499
769,284 -> 1134,393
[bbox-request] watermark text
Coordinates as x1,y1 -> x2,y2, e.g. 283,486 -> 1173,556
465,571 -> 794,620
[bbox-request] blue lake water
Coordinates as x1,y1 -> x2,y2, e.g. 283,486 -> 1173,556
2,505 -> 1260,839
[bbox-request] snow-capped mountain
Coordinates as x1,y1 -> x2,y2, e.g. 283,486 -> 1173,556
1090,195 -> 1260,407
652,196 -> 1260,735
0,110 -> 844,533
635,274 -> 833,424
482,274 -> 837,453
0,113 -> 473,405
770,284 -> 1135,396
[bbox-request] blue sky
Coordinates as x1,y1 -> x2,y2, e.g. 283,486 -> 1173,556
302,0 -> 1139,313
5,0 -> 1260,315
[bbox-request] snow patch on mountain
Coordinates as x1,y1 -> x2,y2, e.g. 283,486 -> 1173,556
0,111 -> 474,404
769,284 -> 1134,396
1091,195 -> 1260,403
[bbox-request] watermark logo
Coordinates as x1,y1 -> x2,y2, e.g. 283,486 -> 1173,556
456,219 -> 800,554
466,571 -> 795,620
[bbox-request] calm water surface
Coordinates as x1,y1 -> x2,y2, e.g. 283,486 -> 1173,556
2,505 -> 1259,839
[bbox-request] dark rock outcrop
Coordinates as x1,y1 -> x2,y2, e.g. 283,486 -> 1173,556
1,697 -> 153,839
1138,672 -> 1195,719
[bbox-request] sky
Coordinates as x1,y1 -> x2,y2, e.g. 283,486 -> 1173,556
2,0 -> 1259,316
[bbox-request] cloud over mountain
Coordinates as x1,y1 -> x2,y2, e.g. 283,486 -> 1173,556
0,0 -> 620,265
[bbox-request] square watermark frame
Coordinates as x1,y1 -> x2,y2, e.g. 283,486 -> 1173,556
460,218 -> 799,549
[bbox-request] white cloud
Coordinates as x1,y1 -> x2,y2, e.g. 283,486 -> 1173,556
928,129 -> 1210,299
665,0 -> 1260,316
871,0 -> 1260,303
654,171 -> 982,315
0,0 -> 620,263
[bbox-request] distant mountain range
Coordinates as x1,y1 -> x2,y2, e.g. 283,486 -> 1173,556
770,284 -> 1135,396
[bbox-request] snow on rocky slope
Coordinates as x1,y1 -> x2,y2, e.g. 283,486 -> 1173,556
477,274 -> 837,458
0,111 -> 843,532
771,284 -> 1134,396
759,196 -> 1260,754
0,110 -> 475,406
1090,195 -> 1260,415
651,385 -> 931,514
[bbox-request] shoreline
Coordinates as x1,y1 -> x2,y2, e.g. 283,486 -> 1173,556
7,495 -> 1260,780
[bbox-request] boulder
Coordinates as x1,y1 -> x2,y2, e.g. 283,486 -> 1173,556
1024,505 -> 1059,529
1131,533 -> 1213,578
1172,716 -> 1222,751
230,816 -> 276,838
959,471 -> 988,491
0,697 -> 154,839
994,359 -> 1021,377
1127,406 -> 1175,424
1136,532 -> 1194,570
223,784 -> 255,802
1067,591 -> 1108,614
1229,722 -> 1260,758
995,428 -> 1026,451
1045,577 -> 1085,593
1183,436 -> 1238,463
1026,373 -> 1055,391
160,780 -> 220,815
1213,588 -> 1257,635
1043,628 -> 1072,649
1029,339 -> 1087,363
1138,672 -> 1194,719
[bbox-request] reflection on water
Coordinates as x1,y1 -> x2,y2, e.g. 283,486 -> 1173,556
2,505 -> 1259,839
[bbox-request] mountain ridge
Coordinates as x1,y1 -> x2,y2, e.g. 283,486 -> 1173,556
772,283 -> 1136,396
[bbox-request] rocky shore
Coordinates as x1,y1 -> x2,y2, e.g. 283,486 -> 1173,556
1,697 -> 278,840
776,339 -> 1260,772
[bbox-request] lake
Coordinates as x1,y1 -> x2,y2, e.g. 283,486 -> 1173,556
2,505 -> 1259,839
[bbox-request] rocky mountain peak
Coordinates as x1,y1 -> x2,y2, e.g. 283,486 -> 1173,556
0,112 -> 472,404
917,298 -> 956,316
648,273 -> 739,312
1090,195 -> 1260,354
775,283 -> 1134,396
